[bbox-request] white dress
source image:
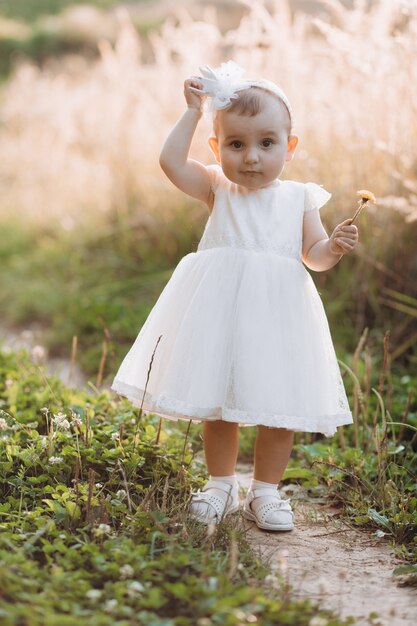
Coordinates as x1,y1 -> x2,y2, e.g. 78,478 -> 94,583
111,164 -> 354,437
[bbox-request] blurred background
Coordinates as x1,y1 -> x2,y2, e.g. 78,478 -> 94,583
0,0 -> 415,421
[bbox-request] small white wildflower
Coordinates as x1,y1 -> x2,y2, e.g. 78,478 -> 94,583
40,436 -> 48,449
206,520 -> 216,537
93,523 -> 112,537
116,489 -> 127,500
40,407 -> 49,414
53,412 -> 66,421
72,418 -> 82,428
98,523 -> 111,532
309,617 -> 329,626
119,564 -> 134,579
111,432 -> 120,441
264,574 -> 279,586
0,418 -> 8,430
103,598 -> 118,613
48,456 -> 63,465
95,483 -> 103,489
127,580 -> 145,593
316,576 -> 329,594
86,589 -> 102,601
31,345 -> 47,363
5,379 -> 13,389
274,548 -> 289,575
53,413 -> 71,430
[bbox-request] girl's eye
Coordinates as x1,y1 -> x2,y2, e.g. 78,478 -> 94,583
230,141 -> 242,148
262,139 -> 274,147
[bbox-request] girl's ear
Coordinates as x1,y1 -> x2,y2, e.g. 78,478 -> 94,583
208,136 -> 220,163
285,134 -> 298,162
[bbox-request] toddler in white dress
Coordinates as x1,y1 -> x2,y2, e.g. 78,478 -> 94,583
111,61 -> 358,530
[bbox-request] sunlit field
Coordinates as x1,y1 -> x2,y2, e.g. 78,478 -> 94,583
0,2 -> 417,624
0,0 -> 416,367
1,0 -> 417,228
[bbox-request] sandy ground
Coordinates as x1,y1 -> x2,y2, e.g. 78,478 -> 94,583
1,324 -> 416,625
235,462 -> 417,626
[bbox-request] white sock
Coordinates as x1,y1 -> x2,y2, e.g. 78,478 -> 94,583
250,478 -> 279,492
211,474 -> 238,485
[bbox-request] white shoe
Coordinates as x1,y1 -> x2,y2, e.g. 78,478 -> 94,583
243,487 -> 294,531
188,479 -> 240,524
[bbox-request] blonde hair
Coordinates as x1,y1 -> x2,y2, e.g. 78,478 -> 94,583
212,87 -> 292,138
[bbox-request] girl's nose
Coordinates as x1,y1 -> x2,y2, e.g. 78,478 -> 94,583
244,148 -> 259,164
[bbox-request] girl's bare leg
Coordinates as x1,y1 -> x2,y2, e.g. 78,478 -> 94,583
203,420 -> 239,475
253,426 -> 294,483
189,420 -> 240,520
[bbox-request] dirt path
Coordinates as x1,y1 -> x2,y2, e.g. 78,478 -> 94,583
1,323 -> 416,625
235,463 -> 417,626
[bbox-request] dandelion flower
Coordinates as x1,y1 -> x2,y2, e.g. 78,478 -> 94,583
356,189 -> 377,204
351,188 -> 377,223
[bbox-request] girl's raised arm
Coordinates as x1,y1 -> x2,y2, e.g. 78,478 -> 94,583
159,78 -> 212,207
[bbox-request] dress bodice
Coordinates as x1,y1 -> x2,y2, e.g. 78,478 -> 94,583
197,164 -> 332,262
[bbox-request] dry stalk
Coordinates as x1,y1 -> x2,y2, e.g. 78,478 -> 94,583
96,326 -> 110,387
134,334 -> 162,449
117,458 -> 133,512
86,468 -> 95,526
155,417 -> 163,445
68,335 -> 78,387
353,326 -> 369,448
181,419 -> 193,464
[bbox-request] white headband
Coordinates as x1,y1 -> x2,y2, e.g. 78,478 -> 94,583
193,60 -> 294,133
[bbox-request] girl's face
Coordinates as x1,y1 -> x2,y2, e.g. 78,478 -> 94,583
209,92 -> 298,190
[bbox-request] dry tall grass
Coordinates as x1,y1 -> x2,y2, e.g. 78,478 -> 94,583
0,0 -> 416,232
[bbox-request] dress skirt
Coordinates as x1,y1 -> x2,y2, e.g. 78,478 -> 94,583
111,247 -> 354,437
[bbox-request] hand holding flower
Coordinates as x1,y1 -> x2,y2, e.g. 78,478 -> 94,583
329,218 -> 359,255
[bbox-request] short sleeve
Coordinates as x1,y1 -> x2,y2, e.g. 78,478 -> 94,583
304,182 -> 332,212
206,163 -> 225,194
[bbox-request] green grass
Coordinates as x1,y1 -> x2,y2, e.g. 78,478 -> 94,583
0,0 -> 125,23
0,346 -> 357,625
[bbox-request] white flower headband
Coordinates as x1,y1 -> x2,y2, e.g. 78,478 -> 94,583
190,60 -> 295,133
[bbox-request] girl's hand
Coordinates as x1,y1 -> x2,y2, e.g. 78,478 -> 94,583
329,218 -> 359,255
184,76 -> 206,112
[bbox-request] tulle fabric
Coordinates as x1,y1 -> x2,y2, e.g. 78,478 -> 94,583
111,247 -> 353,437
